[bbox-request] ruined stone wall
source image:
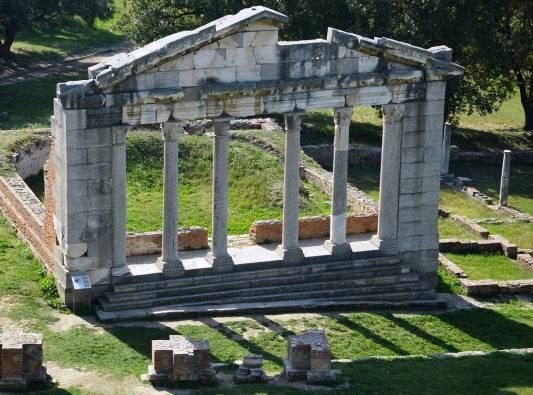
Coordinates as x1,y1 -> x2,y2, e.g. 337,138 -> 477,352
0,176 -> 54,269
250,214 -> 377,244
126,227 -> 209,256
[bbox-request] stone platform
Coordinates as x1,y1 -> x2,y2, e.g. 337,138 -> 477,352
96,234 -> 443,322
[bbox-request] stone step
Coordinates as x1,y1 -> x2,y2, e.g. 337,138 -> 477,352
95,295 -> 446,322
105,263 -> 411,303
112,255 -> 402,294
98,274 -> 423,311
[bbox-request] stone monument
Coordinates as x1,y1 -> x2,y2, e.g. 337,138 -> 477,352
0,332 -> 47,390
284,329 -> 336,383
47,6 -> 464,319
142,335 -> 216,384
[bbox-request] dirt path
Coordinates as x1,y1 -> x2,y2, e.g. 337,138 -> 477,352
0,40 -> 133,86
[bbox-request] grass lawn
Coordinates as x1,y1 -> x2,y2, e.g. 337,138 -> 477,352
0,211 -> 532,393
445,252 -> 533,281
485,222 -> 533,250
126,132 -> 331,234
0,73 -> 85,130
9,2 -> 125,64
451,162 -> 533,216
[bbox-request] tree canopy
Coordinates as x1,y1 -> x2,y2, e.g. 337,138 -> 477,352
0,0 -> 114,59
116,0 -> 531,131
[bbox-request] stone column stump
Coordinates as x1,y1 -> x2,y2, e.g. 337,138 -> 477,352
235,354 -> 267,383
283,330 -> 337,383
0,332 -> 47,390
142,335 -> 216,385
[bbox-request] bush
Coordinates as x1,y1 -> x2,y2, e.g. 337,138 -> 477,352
39,273 -> 65,310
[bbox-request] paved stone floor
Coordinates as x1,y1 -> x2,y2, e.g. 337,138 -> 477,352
127,233 -> 376,275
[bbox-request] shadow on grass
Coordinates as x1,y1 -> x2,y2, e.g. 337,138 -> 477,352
330,313 -> 409,356
341,352 -> 533,395
452,126 -> 532,151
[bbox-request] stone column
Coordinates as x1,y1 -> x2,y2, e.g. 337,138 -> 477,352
324,107 -> 353,257
276,112 -> 305,263
499,150 -> 511,207
206,117 -> 233,271
111,126 -> 129,276
372,104 -> 405,255
157,121 -> 185,276
440,122 -> 452,175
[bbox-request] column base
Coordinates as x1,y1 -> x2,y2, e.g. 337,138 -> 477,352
111,266 -> 130,277
206,252 -> 234,273
275,246 -> 305,263
323,240 -> 353,258
156,257 -> 185,277
370,235 -> 398,256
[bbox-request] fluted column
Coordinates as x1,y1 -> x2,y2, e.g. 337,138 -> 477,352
324,107 -> 353,257
157,121 -> 185,276
206,117 -> 234,272
111,126 -> 129,276
372,104 -> 405,255
276,112 -> 305,263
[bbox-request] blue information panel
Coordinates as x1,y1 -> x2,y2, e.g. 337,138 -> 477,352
72,275 -> 92,290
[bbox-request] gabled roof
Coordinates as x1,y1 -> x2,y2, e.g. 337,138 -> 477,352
89,6 -> 288,89
84,6 -> 463,93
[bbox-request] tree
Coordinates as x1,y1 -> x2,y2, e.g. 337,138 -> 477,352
119,0 -> 532,131
0,0 -> 114,60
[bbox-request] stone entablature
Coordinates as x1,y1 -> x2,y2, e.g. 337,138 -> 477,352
0,332 -> 47,390
49,6 -> 463,306
142,335 -> 216,384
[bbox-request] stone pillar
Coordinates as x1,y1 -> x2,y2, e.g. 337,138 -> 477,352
206,117 -> 233,271
440,122 -> 452,175
372,104 -> 405,255
499,150 -> 511,207
324,107 -> 353,257
111,126 -> 129,276
276,112 -> 305,263
157,121 -> 185,276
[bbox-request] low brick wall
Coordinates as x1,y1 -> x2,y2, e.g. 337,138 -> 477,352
249,214 -> 378,244
439,238 -> 503,254
0,176 -> 54,269
517,254 -> 533,270
126,227 -> 208,256
450,149 -> 533,165
460,279 -> 533,296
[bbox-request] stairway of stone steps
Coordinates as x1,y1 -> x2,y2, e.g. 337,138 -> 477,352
96,254 -> 435,320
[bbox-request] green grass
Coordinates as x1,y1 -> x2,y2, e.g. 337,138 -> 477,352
10,2 -> 125,64
126,132 -> 331,234
451,162 -> 533,216
0,73 -> 85,130
439,187 -> 507,220
436,265 -> 464,294
485,222 -> 533,250
0,210 -> 532,393
445,252 -> 533,281
438,217 -> 481,240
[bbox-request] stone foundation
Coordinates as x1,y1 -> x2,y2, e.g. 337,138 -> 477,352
250,214 -> 377,244
284,329 -> 337,383
142,335 -> 216,384
0,332 -> 47,390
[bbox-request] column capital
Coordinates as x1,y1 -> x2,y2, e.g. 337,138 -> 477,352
112,126 -> 128,145
161,121 -> 185,141
284,111 -> 304,133
212,117 -> 232,136
333,107 -> 353,127
382,104 -> 405,123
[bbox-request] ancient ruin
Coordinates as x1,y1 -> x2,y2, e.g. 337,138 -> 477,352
0,332 -> 47,390
0,6 -> 463,319
235,354 -> 268,383
142,335 -> 216,384
284,329 -> 336,383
